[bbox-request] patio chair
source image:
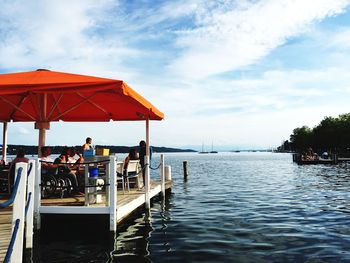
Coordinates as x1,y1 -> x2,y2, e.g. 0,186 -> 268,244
125,160 -> 141,191
0,165 -> 11,195
116,161 -> 125,194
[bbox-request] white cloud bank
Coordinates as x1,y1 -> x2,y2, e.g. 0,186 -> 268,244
169,0 -> 350,79
1,0 -> 350,148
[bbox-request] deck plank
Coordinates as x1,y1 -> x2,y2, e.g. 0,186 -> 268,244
39,180 -> 172,223
0,207 -> 12,262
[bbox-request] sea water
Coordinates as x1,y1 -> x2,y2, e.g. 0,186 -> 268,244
33,152 -> 350,262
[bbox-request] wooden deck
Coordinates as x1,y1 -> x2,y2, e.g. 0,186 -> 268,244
40,180 -> 173,223
0,207 -> 12,262
0,180 -> 172,260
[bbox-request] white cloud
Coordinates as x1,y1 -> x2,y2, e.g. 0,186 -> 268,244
1,0 -> 350,149
169,0 -> 350,79
0,0 -> 139,79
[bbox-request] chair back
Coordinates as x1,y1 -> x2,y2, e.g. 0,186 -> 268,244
116,161 -> 124,174
126,160 -> 139,174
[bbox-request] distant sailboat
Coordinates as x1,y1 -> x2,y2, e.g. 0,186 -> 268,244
198,143 -> 209,154
210,142 -> 218,153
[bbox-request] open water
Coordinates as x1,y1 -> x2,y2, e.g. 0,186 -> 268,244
33,152 -> 350,262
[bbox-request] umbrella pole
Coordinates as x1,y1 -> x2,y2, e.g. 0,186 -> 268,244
38,128 -> 46,158
35,122 -> 50,158
2,122 -> 8,162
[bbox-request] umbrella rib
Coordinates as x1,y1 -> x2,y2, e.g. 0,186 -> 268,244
76,92 -> 110,117
29,94 -> 40,119
47,93 -> 63,120
0,96 -> 36,121
52,93 -> 97,120
9,94 -> 27,119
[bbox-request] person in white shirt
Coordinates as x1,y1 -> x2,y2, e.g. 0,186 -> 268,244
40,146 -> 57,175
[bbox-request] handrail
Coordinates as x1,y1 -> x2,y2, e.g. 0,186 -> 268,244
25,192 -> 32,216
0,167 -> 23,208
40,159 -> 110,165
3,218 -> 20,263
27,162 -> 33,177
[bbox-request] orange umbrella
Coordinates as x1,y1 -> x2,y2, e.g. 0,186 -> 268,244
0,69 -> 164,157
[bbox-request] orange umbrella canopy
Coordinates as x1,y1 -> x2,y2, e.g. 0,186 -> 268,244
0,69 -> 164,122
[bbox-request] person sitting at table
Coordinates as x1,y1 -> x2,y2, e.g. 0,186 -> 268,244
9,148 -> 29,188
40,146 -> 58,175
124,148 -> 139,174
65,147 -> 84,164
54,152 -> 82,195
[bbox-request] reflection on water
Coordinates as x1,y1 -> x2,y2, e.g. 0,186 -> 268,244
33,153 -> 350,262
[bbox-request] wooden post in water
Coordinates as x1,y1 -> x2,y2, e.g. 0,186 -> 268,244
332,153 -> 338,164
183,161 -> 188,179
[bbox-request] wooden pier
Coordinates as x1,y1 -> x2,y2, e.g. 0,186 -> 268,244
39,180 -> 173,223
292,153 -> 350,165
0,207 -> 12,262
0,155 -> 173,262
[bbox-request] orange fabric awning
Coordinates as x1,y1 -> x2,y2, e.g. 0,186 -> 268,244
0,69 -> 164,122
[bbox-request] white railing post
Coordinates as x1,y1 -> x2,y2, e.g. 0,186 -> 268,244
109,156 -> 117,232
145,155 -> 150,209
12,162 -> 28,263
26,160 -> 35,249
84,165 -> 89,206
34,158 -> 41,230
105,160 -> 110,206
2,122 -> 8,162
161,154 -> 165,197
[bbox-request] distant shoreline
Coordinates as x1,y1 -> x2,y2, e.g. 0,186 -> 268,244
3,144 -> 196,155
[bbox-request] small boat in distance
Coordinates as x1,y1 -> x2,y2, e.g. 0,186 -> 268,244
210,142 -> 218,153
198,143 -> 209,154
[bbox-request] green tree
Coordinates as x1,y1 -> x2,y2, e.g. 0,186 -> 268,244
290,126 -> 313,151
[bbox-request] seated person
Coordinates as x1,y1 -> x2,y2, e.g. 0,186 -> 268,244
124,148 -> 139,175
322,151 -> 329,159
40,146 -> 58,175
9,148 -> 29,188
66,147 -> 84,164
54,152 -> 82,195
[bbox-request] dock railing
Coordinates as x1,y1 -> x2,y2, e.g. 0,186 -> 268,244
33,154 -> 171,234
0,160 -> 35,263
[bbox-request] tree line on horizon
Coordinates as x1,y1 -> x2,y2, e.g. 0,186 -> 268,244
278,113 -> 350,156
4,144 -> 196,155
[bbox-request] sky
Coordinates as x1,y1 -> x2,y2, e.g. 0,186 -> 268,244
1,0 -> 350,151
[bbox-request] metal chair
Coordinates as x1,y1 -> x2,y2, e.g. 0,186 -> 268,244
116,161 -> 125,194
0,165 -> 11,195
125,160 -> 141,191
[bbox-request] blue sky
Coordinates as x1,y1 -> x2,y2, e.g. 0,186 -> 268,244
1,0 -> 350,150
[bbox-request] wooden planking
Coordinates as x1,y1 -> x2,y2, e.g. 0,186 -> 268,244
0,207 -> 12,262
39,180 -> 173,222
40,180 -> 172,207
